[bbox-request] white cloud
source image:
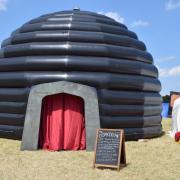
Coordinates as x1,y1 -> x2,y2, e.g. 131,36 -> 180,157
0,0 -> 8,11
98,11 -> 125,23
131,20 -> 150,27
156,56 -> 176,63
165,0 -> 180,11
158,66 -> 180,77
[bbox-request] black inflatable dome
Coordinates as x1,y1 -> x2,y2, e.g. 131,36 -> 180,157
0,9 -> 162,140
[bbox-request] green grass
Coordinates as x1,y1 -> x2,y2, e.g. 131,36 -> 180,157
0,119 -> 180,180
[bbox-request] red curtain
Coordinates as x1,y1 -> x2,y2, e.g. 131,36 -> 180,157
38,93 -> 86,151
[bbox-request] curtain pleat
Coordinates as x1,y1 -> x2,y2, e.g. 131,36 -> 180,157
38,93 -> 85,151
63,94 -> 86,150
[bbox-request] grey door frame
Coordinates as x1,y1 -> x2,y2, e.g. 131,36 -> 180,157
21,81 -> 100,151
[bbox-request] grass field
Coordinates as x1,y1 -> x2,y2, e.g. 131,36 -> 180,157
0,119 -> 180,180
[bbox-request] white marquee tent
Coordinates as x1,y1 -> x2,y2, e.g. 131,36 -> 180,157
170,97 -> 180,137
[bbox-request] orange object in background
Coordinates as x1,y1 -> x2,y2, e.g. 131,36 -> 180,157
170,94 -> 180,108
169,91 -> 180,116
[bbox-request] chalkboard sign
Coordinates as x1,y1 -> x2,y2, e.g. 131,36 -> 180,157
93,129 -> 126,171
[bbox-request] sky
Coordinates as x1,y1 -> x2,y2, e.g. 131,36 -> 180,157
0,0 -> 180,95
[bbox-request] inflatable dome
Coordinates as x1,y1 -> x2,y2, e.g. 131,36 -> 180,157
0,9 -> 162,141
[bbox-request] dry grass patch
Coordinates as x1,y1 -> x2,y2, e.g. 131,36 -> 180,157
0,119 -> 180,180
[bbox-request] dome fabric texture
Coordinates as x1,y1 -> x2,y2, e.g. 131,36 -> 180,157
0,10 -> 162,140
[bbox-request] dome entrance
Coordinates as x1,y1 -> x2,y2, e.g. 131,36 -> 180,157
21,81 -> 100,151
39,93 -> 86,151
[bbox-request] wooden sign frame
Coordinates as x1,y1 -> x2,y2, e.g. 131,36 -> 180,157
93,128 -> 126,171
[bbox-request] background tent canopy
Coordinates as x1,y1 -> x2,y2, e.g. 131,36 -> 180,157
172,97 -> 180,135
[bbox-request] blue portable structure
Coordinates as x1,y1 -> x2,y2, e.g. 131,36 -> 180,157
161,103 -> 169,118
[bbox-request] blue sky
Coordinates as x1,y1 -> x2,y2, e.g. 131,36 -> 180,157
0,0 -> 180,95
